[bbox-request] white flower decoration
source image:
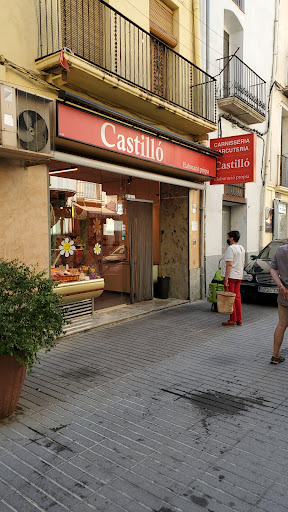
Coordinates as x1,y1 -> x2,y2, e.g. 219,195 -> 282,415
94,243 -> 102,255
59,238 -> 76,257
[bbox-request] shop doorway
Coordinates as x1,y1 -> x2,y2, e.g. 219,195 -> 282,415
222,205 -> 231,255
127,199 -> 153,303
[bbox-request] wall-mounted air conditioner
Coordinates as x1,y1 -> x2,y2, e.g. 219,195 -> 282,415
0,84 -> 52,155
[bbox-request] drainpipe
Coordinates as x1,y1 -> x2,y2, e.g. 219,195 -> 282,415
199,0 -> 210,299
259,0 -> 279,250
192,0 -> 201,67
200,187 -> 207,299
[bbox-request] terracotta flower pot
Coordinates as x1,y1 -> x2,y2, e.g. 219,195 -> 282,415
0,355 -> 27,419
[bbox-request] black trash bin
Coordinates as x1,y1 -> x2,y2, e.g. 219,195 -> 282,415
156,276 -> 170,299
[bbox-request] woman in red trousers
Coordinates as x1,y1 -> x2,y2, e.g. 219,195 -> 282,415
221,230 -> 245,326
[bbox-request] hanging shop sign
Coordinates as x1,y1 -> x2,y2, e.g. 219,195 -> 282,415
56,102 -> 217,178
210,134 -> 256,185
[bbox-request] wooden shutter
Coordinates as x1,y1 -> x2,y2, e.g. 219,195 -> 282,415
61,0 -> 103,65
150,0 -> 177,48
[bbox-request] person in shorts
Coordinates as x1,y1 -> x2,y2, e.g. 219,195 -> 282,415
269,244 -> 288,364
221,230 -> 245,326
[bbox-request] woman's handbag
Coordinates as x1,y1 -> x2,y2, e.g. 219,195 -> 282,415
216,291 -> 236,314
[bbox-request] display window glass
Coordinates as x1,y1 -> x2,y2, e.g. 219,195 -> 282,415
49,164 -> 160,309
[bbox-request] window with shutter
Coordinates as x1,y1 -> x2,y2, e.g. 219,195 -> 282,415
150,0 -> 177,48
223,31 -> 230,96
149,0 -> 177,99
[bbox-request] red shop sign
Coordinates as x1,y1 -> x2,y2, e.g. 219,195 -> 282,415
57,103 -> 217,178
210,134 -> 256,185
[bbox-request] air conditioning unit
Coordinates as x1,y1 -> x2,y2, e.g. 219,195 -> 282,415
0,84 -> 52,155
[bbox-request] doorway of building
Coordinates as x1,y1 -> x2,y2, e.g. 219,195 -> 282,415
223,30 -> 230,96
127,199 -> 153,303
222,205 -> 231,255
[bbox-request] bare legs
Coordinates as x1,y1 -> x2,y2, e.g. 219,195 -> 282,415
273,304 -> 288,357
273,323 -> 286,357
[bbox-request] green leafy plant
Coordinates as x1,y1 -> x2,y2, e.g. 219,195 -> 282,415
0,259 -> 66,373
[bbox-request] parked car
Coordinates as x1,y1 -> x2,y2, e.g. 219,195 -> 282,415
241,239 -> 288,302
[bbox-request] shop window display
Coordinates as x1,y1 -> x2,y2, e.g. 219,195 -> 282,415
49,169 -> 160,308
50,176 -> 126,291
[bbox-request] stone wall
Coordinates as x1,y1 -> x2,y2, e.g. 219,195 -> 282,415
160,183 -> 189,300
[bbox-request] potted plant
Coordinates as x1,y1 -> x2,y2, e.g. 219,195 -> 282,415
0,259 -> 66,419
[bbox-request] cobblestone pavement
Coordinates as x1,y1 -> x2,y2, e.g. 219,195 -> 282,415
1,300 -> 288,512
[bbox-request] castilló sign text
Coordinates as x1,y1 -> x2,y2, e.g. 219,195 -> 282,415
210,134 -> 256,185
100,122 -> 164,162
57,103 -> 217,179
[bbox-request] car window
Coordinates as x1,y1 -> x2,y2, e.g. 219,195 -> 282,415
260,243 -> 285,260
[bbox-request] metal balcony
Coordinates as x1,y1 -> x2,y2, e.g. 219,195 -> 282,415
217,55 -> 266,124
224,183 -> 245,203
35,0 -> 216,130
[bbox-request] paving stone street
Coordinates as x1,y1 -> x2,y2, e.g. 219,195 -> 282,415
1,300 -> 288,512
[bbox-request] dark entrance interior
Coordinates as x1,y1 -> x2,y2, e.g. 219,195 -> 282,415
127,200 -> 153,303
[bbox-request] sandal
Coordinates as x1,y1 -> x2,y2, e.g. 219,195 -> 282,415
270,355 -> 285,364
222,321 -> 236,326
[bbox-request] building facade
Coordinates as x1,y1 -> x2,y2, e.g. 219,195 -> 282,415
263,0 -> 288,245
200,0 -> 275,288
0,0 -> 219,317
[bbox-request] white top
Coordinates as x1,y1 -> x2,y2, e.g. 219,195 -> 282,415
222,244 -> 245,280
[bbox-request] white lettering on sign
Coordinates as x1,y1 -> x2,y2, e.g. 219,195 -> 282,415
213,138 -> 250,148
216,158 -> 250,170
101,122 -> 115,148
212,174 -> 250,182
220,146 -> 249,154
210,133 -> 255,185
183,162 -> 210,175
100,122 -> 164,162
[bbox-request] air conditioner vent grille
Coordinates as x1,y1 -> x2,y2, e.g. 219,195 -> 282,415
18,109 -> 49,152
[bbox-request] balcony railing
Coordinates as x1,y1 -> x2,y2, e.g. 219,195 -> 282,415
35,0 -> 216,123
224,183 -> 245,199
232,0 -> 245,12
280,155 -> 288,187
217,55 -> 266,117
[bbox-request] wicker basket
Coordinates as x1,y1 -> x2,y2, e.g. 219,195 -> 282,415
216,291 -> 236,314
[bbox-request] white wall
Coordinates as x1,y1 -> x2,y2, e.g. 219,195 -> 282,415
200,0 -> 275,286
260,0 -> 288,247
